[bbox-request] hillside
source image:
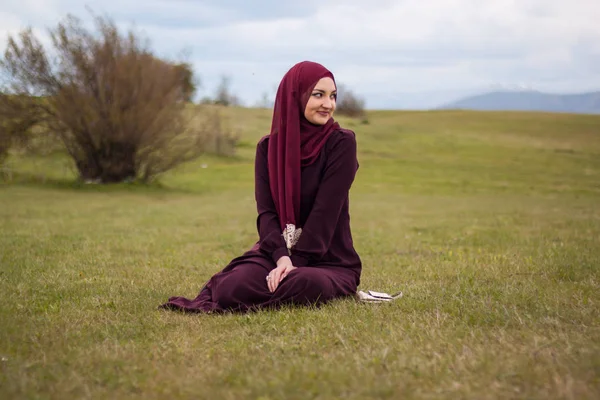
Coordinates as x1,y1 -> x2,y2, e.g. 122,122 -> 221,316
438,90 -> 600,114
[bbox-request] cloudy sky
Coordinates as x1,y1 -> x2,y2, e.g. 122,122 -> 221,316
1,0 -> 599,109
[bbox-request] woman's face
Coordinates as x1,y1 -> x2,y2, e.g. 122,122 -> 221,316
304,77 -> 337,125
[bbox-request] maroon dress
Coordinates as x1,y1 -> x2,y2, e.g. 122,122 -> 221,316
160,129 -> 361,313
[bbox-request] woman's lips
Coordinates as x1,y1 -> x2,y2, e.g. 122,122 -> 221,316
317,111 -> 329,116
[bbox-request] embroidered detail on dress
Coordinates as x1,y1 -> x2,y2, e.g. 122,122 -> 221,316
283,223 -> 302,255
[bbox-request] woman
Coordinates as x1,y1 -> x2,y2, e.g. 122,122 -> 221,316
160,61 -> 362,313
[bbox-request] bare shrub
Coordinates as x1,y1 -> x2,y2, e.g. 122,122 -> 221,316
213,75 -> 241,107
336,84 -> 367,118
0,14 -> 231,183
0,94 -> 44,165
0,125 -> 10,168
173,62 -> 198,103
200,108 -> 240,156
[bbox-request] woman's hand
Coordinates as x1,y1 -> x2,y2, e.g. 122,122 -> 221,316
267,256 -> 297,292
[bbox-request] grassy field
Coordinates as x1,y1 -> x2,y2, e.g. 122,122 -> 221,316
1,108 -> 599,399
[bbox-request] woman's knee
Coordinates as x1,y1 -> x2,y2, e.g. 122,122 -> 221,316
212,264 -> 267,308
281,268 -> 334,301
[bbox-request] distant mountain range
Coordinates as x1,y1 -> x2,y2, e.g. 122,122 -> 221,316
437,91 -> 600,114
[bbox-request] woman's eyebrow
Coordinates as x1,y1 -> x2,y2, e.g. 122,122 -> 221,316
312,88 -> 337,93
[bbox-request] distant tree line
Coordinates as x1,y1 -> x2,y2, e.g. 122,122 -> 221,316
199,76 -> 242,107
335,84 -> 367,119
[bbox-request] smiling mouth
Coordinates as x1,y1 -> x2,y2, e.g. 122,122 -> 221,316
317,111 -> 329,117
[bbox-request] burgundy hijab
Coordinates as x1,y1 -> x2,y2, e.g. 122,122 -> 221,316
268,61 -> 341,232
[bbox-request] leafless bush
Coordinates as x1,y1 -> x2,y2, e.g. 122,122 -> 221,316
0,126 -> 10,167
336,84 -> 367,118
0,13 -> 232,183
0,94 -> 44,165
174,63 -> 198,103
213,75 -> 241,107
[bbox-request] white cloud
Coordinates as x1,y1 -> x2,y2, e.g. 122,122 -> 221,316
0,11 -> 23,34
1,0 -> 599,108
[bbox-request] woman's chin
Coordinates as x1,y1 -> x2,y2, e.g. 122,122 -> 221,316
315,116 -> 330,125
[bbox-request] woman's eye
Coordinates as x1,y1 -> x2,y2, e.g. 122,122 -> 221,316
312,93 -> 322,98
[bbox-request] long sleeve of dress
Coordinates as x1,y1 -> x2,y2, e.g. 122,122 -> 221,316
255,140 -> 289,264
292,131 -> 358,265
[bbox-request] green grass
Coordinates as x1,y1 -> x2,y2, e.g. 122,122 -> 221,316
1,109 -> 599,399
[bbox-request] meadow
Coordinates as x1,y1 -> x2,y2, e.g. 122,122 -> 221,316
1,108 -> 599,399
